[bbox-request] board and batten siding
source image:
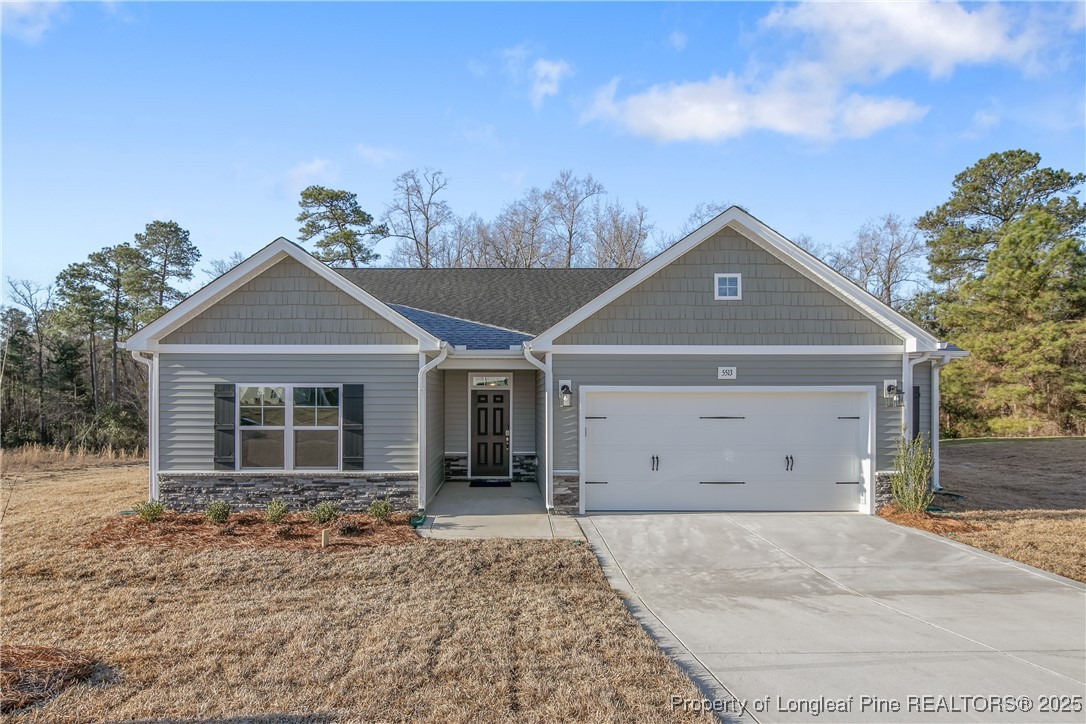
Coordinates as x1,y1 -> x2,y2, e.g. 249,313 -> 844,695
426,367 -> 445,501
552,354 -> 907,472
162,257 -> 414,345
555,227 -> 902,346
158,353 -> 419,471
442,369 -> 536,454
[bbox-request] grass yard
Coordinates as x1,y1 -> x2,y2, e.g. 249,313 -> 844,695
908,438 -> 1085,582
1,464 -> 711,722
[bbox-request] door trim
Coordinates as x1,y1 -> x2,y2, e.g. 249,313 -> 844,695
467,371 -> 513,478
577,385 -> 878,515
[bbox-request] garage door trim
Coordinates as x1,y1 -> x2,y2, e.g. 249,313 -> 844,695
577,385 -> 878,515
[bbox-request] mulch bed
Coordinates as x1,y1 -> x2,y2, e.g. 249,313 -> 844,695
84,511 -> 419,551
878,503 -> 983,535
0,644 -> 98,713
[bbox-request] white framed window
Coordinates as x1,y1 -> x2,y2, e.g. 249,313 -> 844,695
714,273 -> 742,300
237,384 -> 341,470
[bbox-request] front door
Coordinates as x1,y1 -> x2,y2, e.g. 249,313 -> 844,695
471,389 -> 509,477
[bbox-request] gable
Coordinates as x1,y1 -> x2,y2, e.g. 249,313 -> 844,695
162,257 -> 415,345
554,226 -> 903,346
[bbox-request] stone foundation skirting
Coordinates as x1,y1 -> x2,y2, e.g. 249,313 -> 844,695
552,474 -> 580,515
443,454 -> 538,483
874,471 -> 893,511
157,472 -> 419,513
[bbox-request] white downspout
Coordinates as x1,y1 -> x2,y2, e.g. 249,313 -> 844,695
130,351 -> 158,501
905,352 -> 933,440
931,356 -> 945,490
417,343 -> 450,510
522,343 -> 552,509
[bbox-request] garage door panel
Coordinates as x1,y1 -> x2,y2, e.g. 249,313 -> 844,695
583,389 -> 869,512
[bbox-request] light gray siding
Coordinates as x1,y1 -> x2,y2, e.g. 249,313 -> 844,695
442,369 -> 536,455
555,227 -> 901,346
163,257 -> 415,345
426,367 -> 444,502
535,369 -> 547,491
552,354 -> 906,472
915,360 -> 932,441
158,353 -> 419,471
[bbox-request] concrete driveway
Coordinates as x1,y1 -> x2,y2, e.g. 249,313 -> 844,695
582,513 -> 1086,723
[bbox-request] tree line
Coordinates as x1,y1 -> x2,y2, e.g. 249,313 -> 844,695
3,150 -> 1083,451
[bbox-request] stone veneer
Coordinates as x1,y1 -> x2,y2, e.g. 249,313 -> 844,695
443,454 -> 538,483
157,472 -> 418,513
552,474 -> 580,515
874,471 -> 893,511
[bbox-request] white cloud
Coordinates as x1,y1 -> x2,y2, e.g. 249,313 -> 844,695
354,143 -> 398,166
530,58 -> 573,109
285,158 -> 335,196
668,31 -> 688,51
584,1 -> 1074,143
2,1 -> 65,43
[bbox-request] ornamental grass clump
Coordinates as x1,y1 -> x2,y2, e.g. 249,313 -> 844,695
205,500 -> 231,525
891,435 -> 935,513
264,498 -> 288,523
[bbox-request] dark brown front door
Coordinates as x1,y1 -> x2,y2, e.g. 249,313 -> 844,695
471,391 -> 509,476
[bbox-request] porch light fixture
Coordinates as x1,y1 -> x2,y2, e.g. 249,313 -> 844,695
559,384 -> 573,409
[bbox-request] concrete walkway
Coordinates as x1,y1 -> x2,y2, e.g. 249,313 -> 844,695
583,513 -> 1086,723
417,482 -> 583,539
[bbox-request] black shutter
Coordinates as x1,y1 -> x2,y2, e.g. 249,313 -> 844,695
342,384 -> 365,470
214,383 -> 236,470
912,385 -> 921,440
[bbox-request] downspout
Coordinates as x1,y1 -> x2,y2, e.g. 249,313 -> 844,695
930,355 -> 947,491
417,343 -> 450,510
904,351 -> 933,440
522,343 -> 552,510
129,350 -> 158,501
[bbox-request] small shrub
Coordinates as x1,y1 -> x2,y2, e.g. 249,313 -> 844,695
205,500 -> 231,524
133,500 -> 165,523
891,435 -> 935,514
307,501 -> 339,525
367,498 -> 393,523
265,498 -> 288,523
337,518 -> 364,537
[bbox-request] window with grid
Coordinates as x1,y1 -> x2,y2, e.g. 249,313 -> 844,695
237,385 -> 340,469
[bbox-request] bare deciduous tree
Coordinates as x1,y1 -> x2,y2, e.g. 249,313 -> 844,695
828,213 -> 925,308
480,189 -> 555,268
7,279 -> 53,442
545,170 -> 605,268
202,251 -> 247,281
385,169 -> 454,268
591,201 -> 653,268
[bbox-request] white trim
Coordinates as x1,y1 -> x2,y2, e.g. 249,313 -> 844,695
126,238 -> 441,351
130,352 -> 158,500
553,469 -> 580,475
445,348 -> 524,358
234,383 -> 343,472
151,344 -> 420,355
530,207 -> 940,351
441,356 -> 536,370
577,384 -> 877,515
521,344 -> 552,506
547,345 -> 905,356
932,361 -> 942,490
467,370 -> 513,478
418,345 -> 450,508
713,273 -> 742,301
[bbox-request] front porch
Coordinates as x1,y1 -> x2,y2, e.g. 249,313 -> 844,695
418,481 -> 582,540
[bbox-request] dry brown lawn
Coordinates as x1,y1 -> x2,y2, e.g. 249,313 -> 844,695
1,464 -> 711,722
896,438 -> 1085,582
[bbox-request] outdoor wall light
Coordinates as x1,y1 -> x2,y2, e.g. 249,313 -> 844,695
559,384 -> 573,409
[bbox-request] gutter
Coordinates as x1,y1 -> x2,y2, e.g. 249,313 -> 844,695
522,342 -> 553,510
417,343 -> 450,508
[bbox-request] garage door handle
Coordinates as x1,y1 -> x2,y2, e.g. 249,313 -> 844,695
785,455 -> 794,471
650,455 -> 658,471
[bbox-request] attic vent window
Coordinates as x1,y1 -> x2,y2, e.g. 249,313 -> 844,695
714,273 -> 742,300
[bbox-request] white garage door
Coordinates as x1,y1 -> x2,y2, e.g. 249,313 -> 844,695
582,389 -> 871,512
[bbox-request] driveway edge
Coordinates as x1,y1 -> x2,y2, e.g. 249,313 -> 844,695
578,516 -> 757,724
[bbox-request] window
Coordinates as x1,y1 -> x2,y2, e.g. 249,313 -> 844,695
238,384 -> 340,470
471,375 -> 510,388
714,273 -> 742,300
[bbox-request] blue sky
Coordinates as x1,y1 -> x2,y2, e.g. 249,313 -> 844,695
3,1 -> 1084,294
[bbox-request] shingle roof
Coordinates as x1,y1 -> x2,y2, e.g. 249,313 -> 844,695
389,305 -> 532,350
335,268 -> 635,336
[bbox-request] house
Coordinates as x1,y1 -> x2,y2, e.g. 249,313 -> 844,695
125,207 -> 966,515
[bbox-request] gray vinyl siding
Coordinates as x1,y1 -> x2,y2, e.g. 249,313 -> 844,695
552,354 -> 907,472
163,257 -> 414,345
555,227 -> 901,346
535,369 -> 546,490
915,360 -> 932,441
442,369 -> 536,455
158,353 -> 419,471
426,367 -> 444,502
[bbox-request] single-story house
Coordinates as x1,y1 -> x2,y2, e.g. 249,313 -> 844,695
125,207 -> 966,515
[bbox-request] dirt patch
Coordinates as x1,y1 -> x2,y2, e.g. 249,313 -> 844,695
2,464 -> 712,722
877,504 -> 982,535
0,645 -> 98,714
86,511 -> 419,551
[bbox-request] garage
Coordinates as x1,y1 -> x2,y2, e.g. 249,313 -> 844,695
581,387 -> 874,513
